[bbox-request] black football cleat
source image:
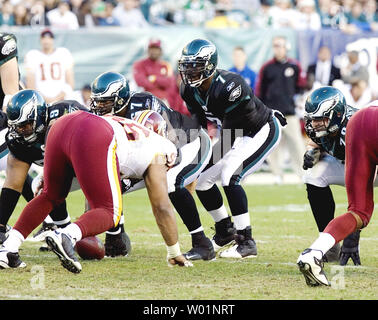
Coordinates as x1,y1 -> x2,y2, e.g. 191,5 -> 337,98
31,221 -> 57,242
211,217 -> 236,252
0,250 -> 26,269
105,231 -> 132,257
45,230 -> 82,273
219,226 -> 257,258
184,236 -> 216,261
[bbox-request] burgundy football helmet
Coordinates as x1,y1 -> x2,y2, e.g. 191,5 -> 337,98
133,110 -> 167,138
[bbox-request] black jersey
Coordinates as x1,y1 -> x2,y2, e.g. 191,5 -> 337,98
6,100 -> 87,165
180,69 -> 272,137
311,105 -> 358,161
125,91 -> 201,147
0,33 -> 19,107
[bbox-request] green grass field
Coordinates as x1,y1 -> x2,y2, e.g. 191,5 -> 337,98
0,182 -> 377,300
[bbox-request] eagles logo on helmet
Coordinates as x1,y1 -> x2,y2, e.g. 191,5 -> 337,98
6,89 -> 47,145
90,71 -> 131,116
304,86 -> 347,139
178,39 -> 218,87
133,110 -> 168,138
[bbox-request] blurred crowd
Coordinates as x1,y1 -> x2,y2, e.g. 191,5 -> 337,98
0,0 -> 377,33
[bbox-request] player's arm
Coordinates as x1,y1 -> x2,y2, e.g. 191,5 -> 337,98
143,156 -> 192,267
3,153 -> 31,192
0,57 -> 19,111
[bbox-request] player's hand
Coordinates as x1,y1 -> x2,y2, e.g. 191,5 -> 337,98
167,255 -> 193,268
34,176 -> 44,197
303,148 -> 321,170
339,230 -> 361,266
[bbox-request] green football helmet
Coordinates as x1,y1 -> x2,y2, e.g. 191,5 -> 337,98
304,86 -> 347,139
6,89 -> 47,145
178,39 -> 218,87
90,71 -> 130,116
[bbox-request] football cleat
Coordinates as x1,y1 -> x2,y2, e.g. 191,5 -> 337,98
322,243 -> 340,263
0,249 -> 26,269
45,230 -> 82,273
211,217 -> 236,252
104,231 -> 132,257
29,221 -> 57,242
297,248 -> 330,286
218,227 -> 257,258
184,237 -> 216,261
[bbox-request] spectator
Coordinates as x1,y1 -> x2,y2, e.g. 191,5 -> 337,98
75,0 -> 96,26
182,0 -> 214,27
318,0 -> 348,29
269,0 -> 296,29
340,79 -> 373,109
343,0 -> 371,33
46,0 -> 80,29
71,83 -> 92,108
340,50 -> 369,85
364,0 -> 378,31
97,1 -> 120,26
13,3 -> 30,26
306,46 -> 341,90
167,71 -> 191,116
229,46 -> 257,91
44,0 -> 60,13
24,28 -> 75,104
294,0 -> 321,31
205,3 -> 240,28
0,1 -> 15,26
251,0 -> 273,28
29,0 -> 50,27
256,35 -> 307,184
112,0 -> 149,28
133,38 -> 174,104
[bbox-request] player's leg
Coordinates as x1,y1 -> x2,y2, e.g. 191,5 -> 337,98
1,118 -> 74,269
168,129 -> 215,260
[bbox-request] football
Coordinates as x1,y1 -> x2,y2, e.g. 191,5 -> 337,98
75,236 -> 105,260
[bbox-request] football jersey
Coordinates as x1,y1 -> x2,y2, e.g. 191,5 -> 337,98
102,115 -> 178,179
311,105 -> 358,161
24,47 -> 74,99
125,91 -> 201,147
0,33 -> 18,107
6,100 -> 87,165
180,69 -> 272,137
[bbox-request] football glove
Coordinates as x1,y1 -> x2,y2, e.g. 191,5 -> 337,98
339,230 -> 361,266
303,148 -> 321,170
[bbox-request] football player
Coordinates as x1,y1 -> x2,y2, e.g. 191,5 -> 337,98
90,71 -> 215,261
297,102 -> 378,286
178,39 -> 287,258
0,110 -> 192,272
302,86 -> 367,266
24,29 -> 74,104
0,90 -> 87,246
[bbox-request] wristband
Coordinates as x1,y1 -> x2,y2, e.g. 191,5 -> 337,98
166,242 -> 181,259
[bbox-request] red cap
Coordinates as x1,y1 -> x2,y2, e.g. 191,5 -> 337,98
40,28 -> 54,38
148,39 -> 161,49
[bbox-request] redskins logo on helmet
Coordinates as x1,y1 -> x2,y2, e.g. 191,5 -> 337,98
133,110 -> 167,138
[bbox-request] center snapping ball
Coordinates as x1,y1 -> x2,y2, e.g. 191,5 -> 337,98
75,236 -> 105,260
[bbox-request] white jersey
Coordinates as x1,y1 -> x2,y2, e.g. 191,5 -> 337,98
102,115 -> 178,179
24,47 -> 74,99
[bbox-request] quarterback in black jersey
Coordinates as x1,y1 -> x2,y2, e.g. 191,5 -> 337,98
0,90 -> 87,244
302,86 -> 366,266
90,71 -> 215,260
178,39 -> 287,259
